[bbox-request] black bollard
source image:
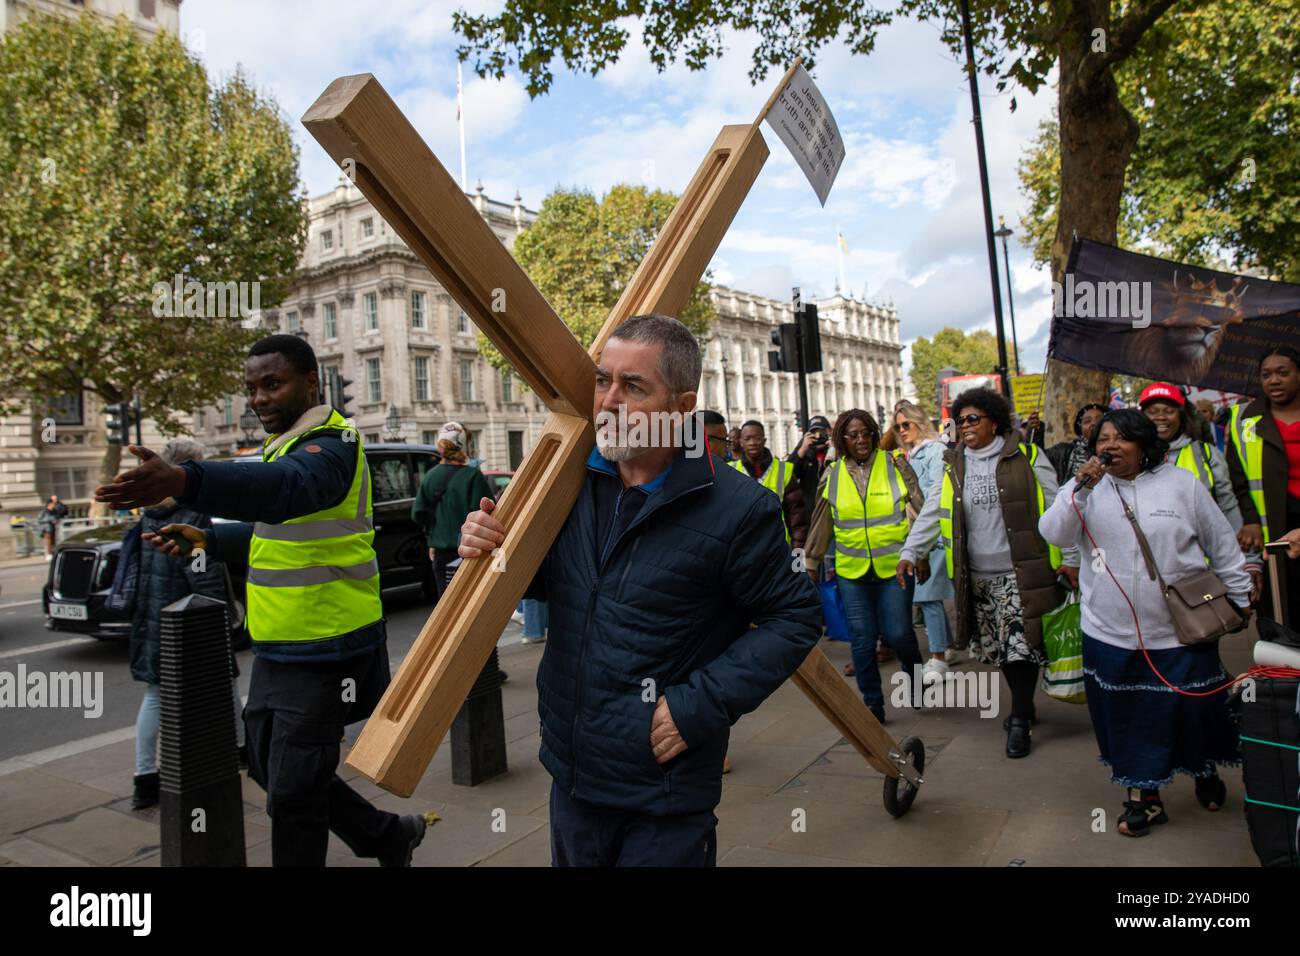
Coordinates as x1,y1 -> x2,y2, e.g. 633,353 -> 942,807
450,647 -> 508,785
158,593 -> 246,866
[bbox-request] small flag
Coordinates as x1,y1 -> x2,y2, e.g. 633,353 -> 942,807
837,231 -> 849,253
1108,387 -> 1125,409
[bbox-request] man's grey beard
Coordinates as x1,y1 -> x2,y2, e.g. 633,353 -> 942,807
595,431 -> 653,462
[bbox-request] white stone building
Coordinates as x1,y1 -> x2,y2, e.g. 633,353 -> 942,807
1,0 -> 181,35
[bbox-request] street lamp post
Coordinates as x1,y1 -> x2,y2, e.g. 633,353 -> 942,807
384,403 -> 406,443
719,353 -> 730,421
239,406 -> 260,445
994,216 -> 1021,376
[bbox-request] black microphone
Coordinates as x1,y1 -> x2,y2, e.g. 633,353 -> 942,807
1079,451 -> 1113,488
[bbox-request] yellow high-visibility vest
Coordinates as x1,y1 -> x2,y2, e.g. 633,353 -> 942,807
1173,441 -> 1216,493
245,409 -> 382,645
821,453 -> 909,579
1229,403 -> 1269,542
730,457 -> 795,543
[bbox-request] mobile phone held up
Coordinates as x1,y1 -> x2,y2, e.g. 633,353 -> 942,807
160,530 -> 194,556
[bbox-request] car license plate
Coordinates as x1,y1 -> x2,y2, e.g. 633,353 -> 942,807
49,602 -> 88,621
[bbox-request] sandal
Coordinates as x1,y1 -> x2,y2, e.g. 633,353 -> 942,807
1194,773 -> 1227,811
843,662 -> 855,677
1117,788 -> 1168,837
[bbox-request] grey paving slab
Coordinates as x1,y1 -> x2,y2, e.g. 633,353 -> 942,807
0,836 -> 92,866
0,769 -> 117,838
36,738 -> 137,785
769,798 -> 1012,866
475,820 -> 551,867
719,845 -> 866,867
22,806 -> 160,866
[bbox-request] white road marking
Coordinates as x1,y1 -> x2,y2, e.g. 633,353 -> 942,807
0,637 -> 95,659
0,599 -> 41,609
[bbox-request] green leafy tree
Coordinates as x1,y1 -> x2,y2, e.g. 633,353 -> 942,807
479,183 -> 715,371
1019,2 -> 1299,280
909,327 -> 1017,417
0,15 -> 307,502
451,0 -> 1248,439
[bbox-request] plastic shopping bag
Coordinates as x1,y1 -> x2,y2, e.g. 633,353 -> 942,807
1041,591 -> 1086,704
820,580 -> 850,642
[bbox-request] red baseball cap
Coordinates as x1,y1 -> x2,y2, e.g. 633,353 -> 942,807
1138,382 -> 1186,407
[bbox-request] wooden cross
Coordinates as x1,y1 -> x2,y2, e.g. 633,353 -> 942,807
301,68 -> 915,798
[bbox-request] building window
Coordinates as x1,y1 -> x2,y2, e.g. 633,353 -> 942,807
365,433 -> 380,444
323,301 -> 337,339
223,396 -> 233,426
413,356 -> 430,401
422,430 -> 437,445
195,409 -> 205,429
321,229 -> 333,251
138,0 -> 156,19
286,311 -> 298,334
459,358 -> 474,402
43,392 -> 83,426
363,291 -> 378,331
366,357 -> 382,403
457,310 -> 469,334
44,467 -> 89,501
361,217 -> 374,238
507,430 -> 525,469
410,291 -> 426,329
501,371 -> 513,403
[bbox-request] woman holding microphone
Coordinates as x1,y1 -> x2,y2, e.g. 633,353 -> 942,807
1039,409 -> 1253,838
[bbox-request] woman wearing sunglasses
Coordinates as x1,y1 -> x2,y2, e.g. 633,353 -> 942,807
892,402 -> 959,684
898,388 -> 1078,757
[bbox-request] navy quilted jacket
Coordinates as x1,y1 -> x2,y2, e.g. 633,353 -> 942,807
532,445 -> 822,815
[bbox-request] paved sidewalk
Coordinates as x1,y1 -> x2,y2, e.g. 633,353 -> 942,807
0,635 -> 1264,867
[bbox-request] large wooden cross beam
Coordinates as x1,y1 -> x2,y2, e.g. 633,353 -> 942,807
302,69 -> 911,797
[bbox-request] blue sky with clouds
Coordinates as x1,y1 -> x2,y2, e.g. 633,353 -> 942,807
183,0 -> 1060,379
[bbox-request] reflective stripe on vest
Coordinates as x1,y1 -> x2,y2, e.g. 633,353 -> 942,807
1174,441 -> 1214,493
730,457 -> 795,542
821,453 -> 909,579
246,409 -> 382,644
938,443 -> 1060,578
1229,404 -> 1269,543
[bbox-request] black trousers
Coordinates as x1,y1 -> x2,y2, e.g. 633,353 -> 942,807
549,783 -> 718,867
244,648 -> 403,866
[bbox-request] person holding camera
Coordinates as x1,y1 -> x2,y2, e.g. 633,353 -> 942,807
1039,409 -> 1253,838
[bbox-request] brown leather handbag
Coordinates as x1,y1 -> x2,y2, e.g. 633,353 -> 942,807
1117,488 -> 1249,645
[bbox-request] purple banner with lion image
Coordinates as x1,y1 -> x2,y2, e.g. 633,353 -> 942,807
1047,238 -> 1300,397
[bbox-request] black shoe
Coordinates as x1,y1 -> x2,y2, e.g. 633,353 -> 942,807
237,744 -> 249,770
1194,773 -> 1227,811
1118,788 -> 1168,837
1005,717 -> 1031,758
131,772 -> 159,810
869,707 -> 887,726
379,813 -> 428,867
1002,705 -> 1038,732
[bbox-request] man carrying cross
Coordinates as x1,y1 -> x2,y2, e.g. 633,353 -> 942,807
459,314 -> 821,866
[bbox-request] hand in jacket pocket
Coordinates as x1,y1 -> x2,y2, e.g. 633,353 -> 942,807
650,695 -> 687,764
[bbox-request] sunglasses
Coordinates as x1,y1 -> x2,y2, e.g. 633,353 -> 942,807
893,421 -> 915,432
954,414 -> 986,426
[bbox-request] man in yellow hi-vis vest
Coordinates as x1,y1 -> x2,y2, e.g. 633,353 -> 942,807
732,420 -> 809,550
95,335 -> 427,867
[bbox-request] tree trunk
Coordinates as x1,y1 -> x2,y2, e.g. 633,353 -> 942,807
1041,1 -> 1141,444
90,438 -> 123,519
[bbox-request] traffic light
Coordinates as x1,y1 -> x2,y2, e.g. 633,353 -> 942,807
769,324 -> 799,372
328,369 -> 355,418
104,402 -> 131,445
796,302 -> 823,373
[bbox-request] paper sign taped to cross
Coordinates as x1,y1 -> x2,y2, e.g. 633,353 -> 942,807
762,63 -> 845,206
